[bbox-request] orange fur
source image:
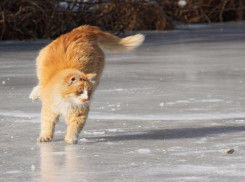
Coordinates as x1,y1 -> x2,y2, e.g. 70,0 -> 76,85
29,25 -> 144,144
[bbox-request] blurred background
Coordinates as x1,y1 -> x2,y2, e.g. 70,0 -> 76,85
0,0 -> 244,40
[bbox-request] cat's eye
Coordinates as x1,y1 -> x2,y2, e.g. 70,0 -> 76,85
77,90 -> 83,94
71,76 -> 76,82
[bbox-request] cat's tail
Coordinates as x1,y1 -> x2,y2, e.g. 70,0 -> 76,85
74,25 -> 144,52
97,30 -> 145,52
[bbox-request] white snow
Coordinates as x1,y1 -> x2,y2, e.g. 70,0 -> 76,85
0,111 -> 39,118
196,138 -> 208,144
159,103 -> 164,107
31,165 -> 35,171
5,170 -> 22,174
165,99 -> 223,106
53,152 -> 66,156
197,99 -> 224,103
165,102 -> 176,105
83,131 -> 106,135
79,138 -> 88,142
55,130 -> 66,134
136,149 -> 151,154
92,131 -> 106,135
176,100 -> 190,103
234,120 -> 245,123
106,128 -> 124,132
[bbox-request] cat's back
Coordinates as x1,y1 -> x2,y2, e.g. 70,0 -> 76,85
37,26 -> 103,86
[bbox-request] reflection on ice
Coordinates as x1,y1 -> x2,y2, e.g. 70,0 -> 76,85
40,144 -> 86,182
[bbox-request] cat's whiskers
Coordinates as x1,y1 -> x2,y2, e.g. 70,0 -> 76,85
90,103 -> 96,109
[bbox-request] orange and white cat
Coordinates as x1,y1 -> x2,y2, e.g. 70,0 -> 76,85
29,25 -> 144,144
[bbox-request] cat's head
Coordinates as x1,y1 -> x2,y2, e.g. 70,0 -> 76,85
58,71 -> 96,105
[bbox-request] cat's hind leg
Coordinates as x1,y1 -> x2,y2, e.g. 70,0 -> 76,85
29,85 -> 40,101
65,113 -> 88,144
37,106 -> 59,142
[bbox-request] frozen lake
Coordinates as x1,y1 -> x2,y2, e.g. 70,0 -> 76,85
1,22 -> 245,181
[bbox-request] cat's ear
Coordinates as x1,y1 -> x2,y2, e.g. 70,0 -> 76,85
69,75 -> 80,85
86,73 -> 97,83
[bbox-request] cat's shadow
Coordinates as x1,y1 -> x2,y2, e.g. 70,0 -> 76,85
86,124 -> 245,142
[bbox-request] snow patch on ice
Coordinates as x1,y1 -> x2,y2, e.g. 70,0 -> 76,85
31,165 -> 35,171
106,128 -> 124,132
5,170 -> 22,174
196,138 -> 208,144
197,99 -> 224,102
0,111 -> 39,118
234,120 -> 245,123
165,102 -> 176,105
172,176 -> 207,181
171,149 -> 216,156
176,100 -> 190,103
79,138 -> 88,142
159,103 -> 164,107
165,99 -> 223,106
53,152 -> 66,156
83,131 -> 106,135
136,149 -> 151,154
55,130 -> 66,134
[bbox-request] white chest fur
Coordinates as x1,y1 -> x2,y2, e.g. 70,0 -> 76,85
54,96 -> 89,116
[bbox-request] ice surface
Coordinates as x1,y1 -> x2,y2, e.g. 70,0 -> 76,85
1,22 -> 245,182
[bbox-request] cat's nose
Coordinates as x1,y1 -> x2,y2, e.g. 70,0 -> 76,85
82,98 -> 89,102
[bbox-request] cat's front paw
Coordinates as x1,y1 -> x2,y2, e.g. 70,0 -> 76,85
65,136 -> 78,144
29,92 -> 39,101
29,86 -> 39,101
37,136 -> 52,142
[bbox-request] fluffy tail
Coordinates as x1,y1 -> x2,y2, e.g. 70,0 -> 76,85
97,31 -> 145,52
74,25 -> 145,52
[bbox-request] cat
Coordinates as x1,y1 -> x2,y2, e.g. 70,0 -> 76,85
29,25 -> 144,144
